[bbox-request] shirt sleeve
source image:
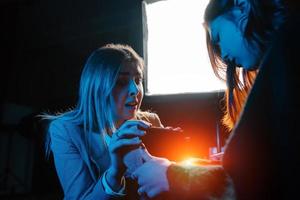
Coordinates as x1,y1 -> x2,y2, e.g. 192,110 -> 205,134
101,170 -> 126,197
166,163 -> 233,199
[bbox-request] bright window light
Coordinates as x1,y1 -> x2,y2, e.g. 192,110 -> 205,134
144,0 -> 226,95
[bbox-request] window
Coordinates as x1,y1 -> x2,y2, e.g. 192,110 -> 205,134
143,0 -> 226,95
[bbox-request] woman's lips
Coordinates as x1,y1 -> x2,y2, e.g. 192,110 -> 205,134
125,102 -> 138,110
125,101 -> 138,106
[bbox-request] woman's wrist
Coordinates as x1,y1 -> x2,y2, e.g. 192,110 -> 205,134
106,167 -> 124,190
102,170 -> 126,197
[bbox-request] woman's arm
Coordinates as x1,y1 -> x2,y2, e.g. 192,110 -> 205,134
167,164 -> 235,199
49,120 -> 116,200
133,155 -> 234,199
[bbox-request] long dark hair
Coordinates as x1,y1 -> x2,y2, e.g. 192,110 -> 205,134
204,0 -> 286,130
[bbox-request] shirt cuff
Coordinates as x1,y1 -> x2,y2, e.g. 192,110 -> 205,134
101,170 -> 126,197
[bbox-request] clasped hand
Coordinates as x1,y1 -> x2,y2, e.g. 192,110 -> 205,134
107,120 -> 151,179
131,149 -> 172,199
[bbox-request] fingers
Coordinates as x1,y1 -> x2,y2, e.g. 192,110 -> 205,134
113,120 -> 151,140
119,120 -> 152,130
147,187 -> 164,198
137,185 -> 147,196
131,170 -> 139,182
173,127 -> 183,132
109,120 -> 151,154
140,145 -> 153,162
131,166 -> 144,183
132,162 -> 169,198
110,137 -> 142,153
114,127 -> 146,139
138,185 -> 165,198
163,126 -> 183,132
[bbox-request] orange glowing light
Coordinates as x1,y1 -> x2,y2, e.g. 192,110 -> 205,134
180,157 -> 202,166
180,157 -> 222,167
144,128 -> 217,162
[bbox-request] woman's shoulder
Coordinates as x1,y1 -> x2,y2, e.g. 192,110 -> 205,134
48,118 -> 81,139
136,111 -> 163,127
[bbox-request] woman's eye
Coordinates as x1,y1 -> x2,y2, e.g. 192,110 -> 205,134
237,1 -> 246,12
116,78 -> 129,86
135,77 -> 143,85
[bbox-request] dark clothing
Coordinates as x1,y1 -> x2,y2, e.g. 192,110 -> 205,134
167,12 -> 300,200
223,13 -> 300,199
167,164 -> 230,199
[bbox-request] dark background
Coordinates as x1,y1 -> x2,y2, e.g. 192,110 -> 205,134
0,0 -> 227,199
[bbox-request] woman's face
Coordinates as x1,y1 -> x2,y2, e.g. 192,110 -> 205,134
209,10 -> 261,70
112,61 -> 144,126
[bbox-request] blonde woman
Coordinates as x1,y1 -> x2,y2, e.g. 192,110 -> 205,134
43,44 -> 163,199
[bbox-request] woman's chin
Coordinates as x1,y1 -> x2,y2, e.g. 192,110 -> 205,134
124,112 -> 137,121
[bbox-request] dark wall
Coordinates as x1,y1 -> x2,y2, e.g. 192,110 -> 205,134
1,0 -> 143,109
0,0 -> 228,197
1,0 -> 145,197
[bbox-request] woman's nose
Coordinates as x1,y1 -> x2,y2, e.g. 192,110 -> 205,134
129,79 -> 139,96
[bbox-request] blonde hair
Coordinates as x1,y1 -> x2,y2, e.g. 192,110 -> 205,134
41,43 -> 144,158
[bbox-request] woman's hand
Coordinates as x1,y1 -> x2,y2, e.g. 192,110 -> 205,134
164,126 -> 183,132
132,148 -> 172,198
106,120 -> 151,190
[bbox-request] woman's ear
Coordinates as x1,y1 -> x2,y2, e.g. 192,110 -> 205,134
234,0 -> 250,14
233,0 -> 250,33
